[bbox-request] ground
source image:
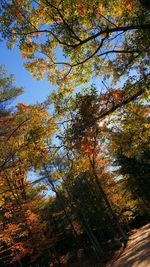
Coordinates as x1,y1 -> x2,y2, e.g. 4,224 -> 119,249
107,223 -> 150,267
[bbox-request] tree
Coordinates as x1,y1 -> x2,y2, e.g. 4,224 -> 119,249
0,0 -> 149,99
0,3 -> 149,265
0,102 -> 57,174
0,65 -> 23,114
108,101 -> 150,211
0,172 -> 51,266
0,71 -> 60,265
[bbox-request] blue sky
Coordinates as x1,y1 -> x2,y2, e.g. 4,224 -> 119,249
0,38 -> 123,194
0,41 -> 110,107
0,42 -> 54,105
0,42 -> 56,190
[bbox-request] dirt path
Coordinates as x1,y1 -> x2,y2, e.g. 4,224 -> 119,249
107,223 -> 150,267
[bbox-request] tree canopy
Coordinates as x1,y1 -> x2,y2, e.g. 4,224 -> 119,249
0,1 -> 149,95
0,1 -> 150,266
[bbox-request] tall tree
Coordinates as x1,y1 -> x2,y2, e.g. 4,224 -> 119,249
0,65 -> 23,114
108,101 -> 150,211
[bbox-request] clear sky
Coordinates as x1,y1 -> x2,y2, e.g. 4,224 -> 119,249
0,41 -> 55,105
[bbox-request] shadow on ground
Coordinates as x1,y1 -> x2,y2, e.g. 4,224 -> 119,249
110,224 -> 150,267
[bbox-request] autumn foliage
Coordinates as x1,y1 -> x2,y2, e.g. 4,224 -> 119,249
0,0 -> 150,266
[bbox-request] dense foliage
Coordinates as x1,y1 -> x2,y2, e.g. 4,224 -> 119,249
0,0 -> 149,266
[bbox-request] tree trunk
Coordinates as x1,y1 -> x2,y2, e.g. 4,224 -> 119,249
48,178 -> 79,240
78,212 -> 102,261
18,260 -> 23,267
91,162 -> 127,243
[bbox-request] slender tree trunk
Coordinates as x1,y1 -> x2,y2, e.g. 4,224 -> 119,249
91,164 -> 127,242
86,172 -> 116,239
18,260 -> 23,267
48,178 -> 79,239
78,212 -> 102,261
62,180 -> 103,261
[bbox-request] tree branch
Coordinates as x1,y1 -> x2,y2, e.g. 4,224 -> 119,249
96,74 -> 150,121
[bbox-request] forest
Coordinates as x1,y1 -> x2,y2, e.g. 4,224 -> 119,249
0,0 -> 150,266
